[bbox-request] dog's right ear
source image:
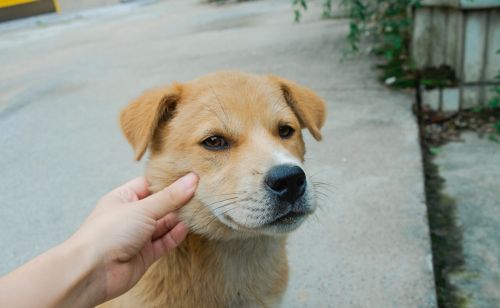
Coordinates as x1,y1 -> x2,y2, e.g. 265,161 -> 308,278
120,83 -> 183,161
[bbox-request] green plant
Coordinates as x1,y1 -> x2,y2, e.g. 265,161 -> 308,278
487,69 -> 500,137
294,0 -> 333,22
343,0 -> 421,87
341,0 -> 367,53
322,0 -> 333,18
472,53 -> 500,140
293,0 -> 308,22
294,0 -> 421,88
488,71 -> 500,111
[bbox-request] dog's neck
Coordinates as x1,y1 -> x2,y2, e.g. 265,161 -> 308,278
109,224 -> 289,307
180,231 -> 287,261
172,232 -> 288,304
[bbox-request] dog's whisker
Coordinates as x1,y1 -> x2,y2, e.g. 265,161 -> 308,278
206,196 -> 239,204
315,194 -> 327,200
210,200 -> 242,212
312,183 -> 335,193
190,203 -> 240,234
315,203 -> 325,212
314,190 -> 334,199
310,212 -> 320,223
204,191 -> 247,198
193,196 -> 239,215
314,190 -> 333,199
202,197 -> 240,208
312,185 -> 334,192
206,104 -> 231,133
313,185 -> 331,194
312,181 -> 334,187
189,197 -> 236,219
200,193 -> 245,205
190,191 -> 246,221
192,197 -> 241,219
209,85 -> 229,122
215,205 -> 239,218
314,191 -> 329,198
207,201 -> 239,217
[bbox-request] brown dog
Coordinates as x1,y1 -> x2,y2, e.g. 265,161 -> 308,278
101,71 -> 326,307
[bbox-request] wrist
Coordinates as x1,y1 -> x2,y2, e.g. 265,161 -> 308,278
55,234 -> 106,307
0,234 -> 107,308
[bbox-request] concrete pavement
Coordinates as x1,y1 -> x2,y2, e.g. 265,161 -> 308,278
0,0 -> 436,306
435,133 -> 500,307
58,0 -> 121,13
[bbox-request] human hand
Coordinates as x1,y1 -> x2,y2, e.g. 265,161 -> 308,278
72,173 -> 198,303
0,173 -> 198,308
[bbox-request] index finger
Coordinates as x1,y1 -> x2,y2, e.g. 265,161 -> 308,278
137,173 -> 198,220
108,176 -> 152,203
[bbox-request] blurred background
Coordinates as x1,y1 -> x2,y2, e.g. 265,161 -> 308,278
0,0 -> 499,307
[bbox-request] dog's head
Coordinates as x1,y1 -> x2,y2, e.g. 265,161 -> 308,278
120,71 -> 326,239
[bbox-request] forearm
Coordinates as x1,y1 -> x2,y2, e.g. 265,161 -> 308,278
0,237 -> 104,308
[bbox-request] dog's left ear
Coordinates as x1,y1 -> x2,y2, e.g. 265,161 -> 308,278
268,75 -> 327,141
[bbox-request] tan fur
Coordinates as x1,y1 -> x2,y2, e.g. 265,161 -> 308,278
120,83 -> 183,161
100,71 -> 326,307
267,75 -> 326,141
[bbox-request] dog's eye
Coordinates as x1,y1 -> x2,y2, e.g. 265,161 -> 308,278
279,125 -> 295,139
201,136 -> 229,150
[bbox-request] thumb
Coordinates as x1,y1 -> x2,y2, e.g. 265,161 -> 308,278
138,173 -> 198,220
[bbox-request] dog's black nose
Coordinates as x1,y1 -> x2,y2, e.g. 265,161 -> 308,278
265,164 -> 306,203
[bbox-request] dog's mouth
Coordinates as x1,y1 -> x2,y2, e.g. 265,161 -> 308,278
268,210 -> 308,226
220,207 -> 310,234
207,187 -> 315,235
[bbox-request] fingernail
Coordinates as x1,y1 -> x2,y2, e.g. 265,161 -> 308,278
180,172 -> 198,189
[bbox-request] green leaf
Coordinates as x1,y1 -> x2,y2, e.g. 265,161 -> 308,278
472,106 -> 483,113
488,96 -> 500,109
488,134 -> 499,143
494,121 -> 500,134
294,9 -> 301,22
429,147 -> 441,155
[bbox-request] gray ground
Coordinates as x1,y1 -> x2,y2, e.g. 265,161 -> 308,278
58,0 -> 121,13
0,0 -> 436,306
435,133 -> 500,307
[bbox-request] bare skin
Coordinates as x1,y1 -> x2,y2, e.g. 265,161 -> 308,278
0,173 -> 198,308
